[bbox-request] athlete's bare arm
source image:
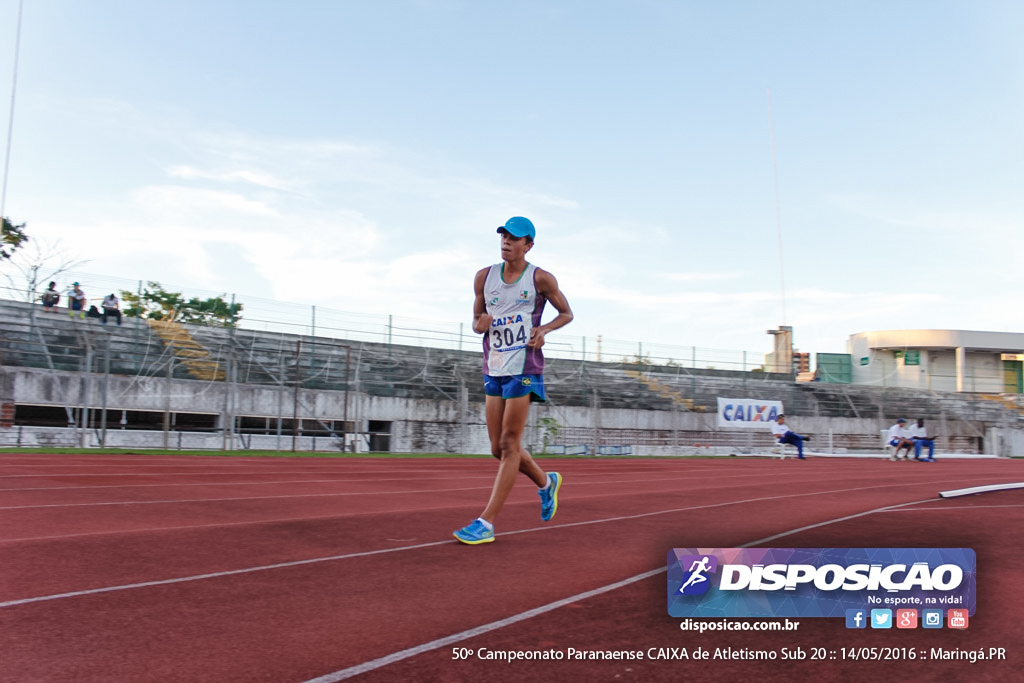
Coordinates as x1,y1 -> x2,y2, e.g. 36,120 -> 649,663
472,267 -> 493,334
528,268 -> 573,348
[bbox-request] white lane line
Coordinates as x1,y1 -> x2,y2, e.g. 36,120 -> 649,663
7,477 -> 1012,545
0,486 -> 493,510
2,473 -> 1012,511
300,497 -> 937,682
0,479 -> 976,609
0,473 -> 802,509
0,467 -> 782,492
0,512 -> 382,544
0,476 -> 492,492
0,460 -> 966,488
886,504 -> 1024,511
303,568 -> 670,683
0,468 -> 478,479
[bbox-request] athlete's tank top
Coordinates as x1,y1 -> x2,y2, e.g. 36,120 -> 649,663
481,262 -> 547,376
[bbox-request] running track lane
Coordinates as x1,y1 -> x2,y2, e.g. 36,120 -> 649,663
350,491 -> 1023,683
0,455 -> 1021,682
3,460 -> 1016,598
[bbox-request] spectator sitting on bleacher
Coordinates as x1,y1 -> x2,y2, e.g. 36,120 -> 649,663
67,282 -> 86,319
40,281 -> 60,313
887,418 -> 916,461
909,418 -> 936,462
101,293 -> 122,326
771,414 -> 810,460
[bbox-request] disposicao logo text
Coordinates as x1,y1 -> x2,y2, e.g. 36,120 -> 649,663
667,548 -> 976,619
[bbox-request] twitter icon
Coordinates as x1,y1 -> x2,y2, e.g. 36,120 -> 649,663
870,609 -> 893,629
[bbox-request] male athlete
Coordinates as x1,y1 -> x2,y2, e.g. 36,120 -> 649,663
453,217 -> 574,545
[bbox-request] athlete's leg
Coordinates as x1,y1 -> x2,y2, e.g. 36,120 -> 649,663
485,394 -> 547,484
480,394 -> 545,523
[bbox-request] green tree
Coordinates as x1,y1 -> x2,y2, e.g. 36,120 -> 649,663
120,281 -> 242,326
537,417 -> 561,454
1,216 -> 28,260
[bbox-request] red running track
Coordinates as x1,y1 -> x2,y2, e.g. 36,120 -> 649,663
0,452 -> 1021,682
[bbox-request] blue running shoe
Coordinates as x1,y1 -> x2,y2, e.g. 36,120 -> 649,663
453,519 -> 494,545
538,472 -> 562,521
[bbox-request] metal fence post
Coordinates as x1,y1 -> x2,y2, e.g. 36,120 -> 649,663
100,335 -> 110,447
387,314 -> 393,396
133,280 -> 142,371
292,340 -> 302,452
310,304 -> 316,378
343,346 -> 350,452
276,353 -> 284,452
81,336 -> 93,448
459,379 -> 468,455
163,343 -> 173,449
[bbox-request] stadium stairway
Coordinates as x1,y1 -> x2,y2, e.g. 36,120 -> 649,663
978,393 -> 1024,422
622,369 -> 699,411
147,320 -> 226,381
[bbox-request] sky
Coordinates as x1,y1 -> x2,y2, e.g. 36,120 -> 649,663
1,0 -> 1022,362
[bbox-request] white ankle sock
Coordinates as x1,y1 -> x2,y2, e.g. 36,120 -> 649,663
476,518 -> 494,531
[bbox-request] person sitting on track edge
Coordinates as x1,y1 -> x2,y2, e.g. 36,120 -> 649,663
910,418 -> 936,462
887,418 -> 916,461
771,414 -> 810,460
453,216 -> 574,545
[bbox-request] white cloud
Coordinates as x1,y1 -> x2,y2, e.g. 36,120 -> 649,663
133,185 -> 278,218
166,165 -> 294,192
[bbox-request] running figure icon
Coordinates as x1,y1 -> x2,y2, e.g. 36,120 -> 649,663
678,556 -> 712,593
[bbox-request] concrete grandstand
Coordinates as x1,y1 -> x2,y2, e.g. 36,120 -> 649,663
1,298 -> 1022,456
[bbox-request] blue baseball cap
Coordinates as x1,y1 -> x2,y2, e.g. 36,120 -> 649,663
497,216 -> 535,240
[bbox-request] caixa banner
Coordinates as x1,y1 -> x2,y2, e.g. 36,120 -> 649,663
667,548 -> 976,618
716,399 -> 783,429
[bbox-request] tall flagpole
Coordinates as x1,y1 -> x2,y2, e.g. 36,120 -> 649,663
1,0 -> 25,224
767,88 -> 787,325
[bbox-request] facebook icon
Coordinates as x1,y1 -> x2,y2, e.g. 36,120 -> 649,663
845,609 -> 867,629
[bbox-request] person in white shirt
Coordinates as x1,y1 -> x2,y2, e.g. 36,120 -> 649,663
101,293 -> 122,326
887,418 -> 915,461
909,418 -> 935,461
771,414 -> 809,460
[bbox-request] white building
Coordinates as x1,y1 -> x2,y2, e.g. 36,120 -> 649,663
848,330 -> 1024,394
